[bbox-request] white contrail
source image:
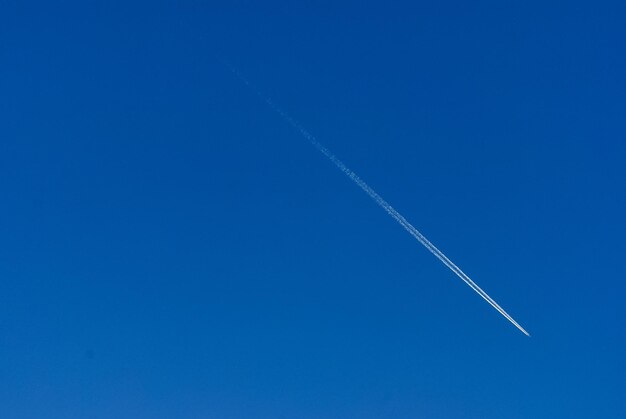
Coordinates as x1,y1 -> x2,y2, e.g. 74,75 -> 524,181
225,63 -> 529,336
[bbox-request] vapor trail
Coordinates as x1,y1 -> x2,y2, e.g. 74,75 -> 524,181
225,63 -> 529,336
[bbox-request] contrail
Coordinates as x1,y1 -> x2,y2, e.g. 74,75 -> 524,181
224,62 -> 530,336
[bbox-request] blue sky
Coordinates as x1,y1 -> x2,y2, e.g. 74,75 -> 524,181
1,1 -> 625,417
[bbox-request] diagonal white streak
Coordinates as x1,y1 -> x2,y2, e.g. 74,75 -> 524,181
226,62 -> 529,336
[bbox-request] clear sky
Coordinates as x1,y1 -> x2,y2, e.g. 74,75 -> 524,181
2,1 -> 625,418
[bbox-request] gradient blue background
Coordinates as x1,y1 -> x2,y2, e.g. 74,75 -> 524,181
2,1 -> 625,417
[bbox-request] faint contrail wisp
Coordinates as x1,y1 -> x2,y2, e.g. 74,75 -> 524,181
225,62 -> 530,336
